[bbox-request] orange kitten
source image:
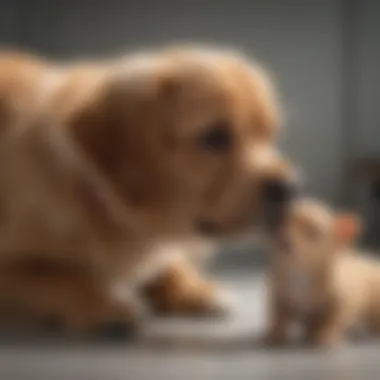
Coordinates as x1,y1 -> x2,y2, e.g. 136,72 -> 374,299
264,198 -> 380,348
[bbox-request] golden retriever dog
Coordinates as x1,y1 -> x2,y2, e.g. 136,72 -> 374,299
0,46 -> 296,334
264,198 -> 380,348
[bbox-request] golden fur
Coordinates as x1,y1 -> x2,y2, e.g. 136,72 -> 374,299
0,46 -> 292,332
264,198 -> 380,348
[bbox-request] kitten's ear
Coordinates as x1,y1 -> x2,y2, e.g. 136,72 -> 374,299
334,213 -> 361,245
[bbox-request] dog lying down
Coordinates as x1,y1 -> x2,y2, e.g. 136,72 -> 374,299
0,45 -> 297,334
264,198 -> 380,348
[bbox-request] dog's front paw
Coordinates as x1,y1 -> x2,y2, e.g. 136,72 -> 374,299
176,284 -> 233,318
144,278 -> 232,318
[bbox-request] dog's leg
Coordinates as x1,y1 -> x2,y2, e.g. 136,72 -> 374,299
142,257 -> 230,317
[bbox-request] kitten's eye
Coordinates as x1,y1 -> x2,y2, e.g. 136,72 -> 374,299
197,121 -> 232,152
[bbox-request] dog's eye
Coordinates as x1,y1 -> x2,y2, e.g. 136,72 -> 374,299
197,121 -> 232,152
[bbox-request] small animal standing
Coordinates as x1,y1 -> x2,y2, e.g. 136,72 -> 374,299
264,198 -> 380,348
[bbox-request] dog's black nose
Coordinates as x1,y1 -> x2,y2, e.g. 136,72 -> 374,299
262,178 -> 297,204
261,177 -> 298,231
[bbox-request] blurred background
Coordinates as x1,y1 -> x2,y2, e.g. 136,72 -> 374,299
3,0 -> 378,263
1,1 -> 380,378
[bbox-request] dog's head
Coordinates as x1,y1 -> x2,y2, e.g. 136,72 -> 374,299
55,47 -> 297,238
269,198 -> 361,272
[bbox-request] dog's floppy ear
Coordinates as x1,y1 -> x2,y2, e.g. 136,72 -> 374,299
61,69 -> 181,206
63,77 -> 134,178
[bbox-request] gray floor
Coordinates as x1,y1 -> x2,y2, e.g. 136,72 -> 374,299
1,272 -> 380,380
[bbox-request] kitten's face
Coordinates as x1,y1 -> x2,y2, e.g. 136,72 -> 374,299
270,199 -> 360,271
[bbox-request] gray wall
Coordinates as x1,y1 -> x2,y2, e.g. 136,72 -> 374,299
1,0 -> 379,265
356,0 -> 380,157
